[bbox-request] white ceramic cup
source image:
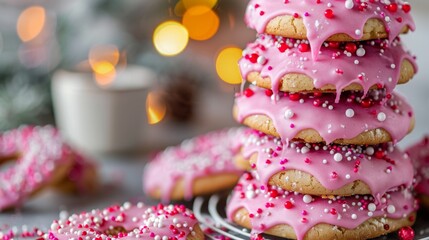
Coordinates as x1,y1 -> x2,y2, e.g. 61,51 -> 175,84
51,66 -> 156,154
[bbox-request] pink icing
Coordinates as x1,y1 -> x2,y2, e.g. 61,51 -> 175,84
227,173 -> 418,240
49,203 -> 199,240
143,128 -> 245,202
240,35 -> 417,102
405,136 -> 429,196
245,0 -> 415,59
235,86 -> 413,144
240,129 -> 413,200
0,125 -> 73,211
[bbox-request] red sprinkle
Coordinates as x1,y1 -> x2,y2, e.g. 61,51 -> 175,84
324,9 -> 334,18
265,89 -> 273,97
402,4 -> 411,13
298,43 -> 310,52
244,88 -> 254,97
345,43 -> 357,54
284,201 -> 294,209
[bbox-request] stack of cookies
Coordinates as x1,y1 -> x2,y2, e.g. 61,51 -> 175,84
227,0 -> 419,239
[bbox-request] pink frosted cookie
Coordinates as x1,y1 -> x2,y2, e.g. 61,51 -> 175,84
227,172 -> 417,240
234,87 -> 414,145
245,0 -> 415,58
241,35 -> 416,98
49,202 -> 204,240
235,129 -> 414,198
143,128 -> 244,202
405,136 -> 429,208
0,125 -> 75,211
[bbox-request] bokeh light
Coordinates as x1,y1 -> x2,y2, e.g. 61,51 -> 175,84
146,91 -> 167,125
153,21 -> 189,56
182,0 -> 218,9
182,6 -> 219,41
216,47 -> 243,84
17,6 -> 46,42
88,45 -> 120,86
92,62 -> 116,86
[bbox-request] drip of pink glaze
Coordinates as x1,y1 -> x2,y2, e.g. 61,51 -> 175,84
240,130 -> 414,200
240,35 -> 417,103
235,86 -> 413,144
405,136 -> 429,196
49,202 -> 198,240
143,128 -> 245,202
245,0 -> 415,60
227,173 -> 418,240
0,125 -> 74,211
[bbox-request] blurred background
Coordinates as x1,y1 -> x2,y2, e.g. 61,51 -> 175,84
0,0 -> 427,153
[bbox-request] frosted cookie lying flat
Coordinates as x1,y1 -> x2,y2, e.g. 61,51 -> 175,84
241,35 -> 416,97
245,0 -> 415,58
143,128 -> 244,202
234,87 -> 414,145
227,173 -> 417,240
49,202 -> 204,240
405,136 -> 429,209
235,130 -> 413,197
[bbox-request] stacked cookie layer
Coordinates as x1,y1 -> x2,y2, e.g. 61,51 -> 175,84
227,1 -> 419,239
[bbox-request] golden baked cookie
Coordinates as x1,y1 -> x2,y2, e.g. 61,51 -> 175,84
246,59 -> 415,93
232,208 -> 416,240
265,16 -> 410,42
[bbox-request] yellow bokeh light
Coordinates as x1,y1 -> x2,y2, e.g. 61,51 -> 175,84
92,61 -> 116,86
216,47 -> 243,85
182,0 -> 217,9
153,21 -> 189,57
17,6 -> 46,42
146,91 -> 167,125
183,6 -> 219,41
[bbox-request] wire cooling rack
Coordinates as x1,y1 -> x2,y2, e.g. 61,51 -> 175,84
194,194 -> 429,240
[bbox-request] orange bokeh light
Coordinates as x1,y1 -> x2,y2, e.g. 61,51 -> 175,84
88,45 -> 120,86
182,6 -> 219,41
17,6 -> 46,42
146,91 -> 167,125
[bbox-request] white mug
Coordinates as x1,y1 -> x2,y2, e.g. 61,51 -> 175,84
51,66 -> 156,154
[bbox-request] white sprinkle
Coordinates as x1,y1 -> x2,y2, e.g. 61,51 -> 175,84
356,48 -> 366,57
368,203 -> 376,212
351,214 -> 357,220
301,146 -> 310,154
284,109 -> 295,119
345,0 -> 354,9
377,112 -> 387,122
334,153 -> 343,162
345,108 -> 355,118
354,60 -> 360,65
390,64 -> 396,69
387,205 -> 396,214
257,56 -> 267,65
355,29 -> 362,36
322,159 -> 328,164
303,195 -> 313,204
366,147 -> 375,155
345,174 -> 351,179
